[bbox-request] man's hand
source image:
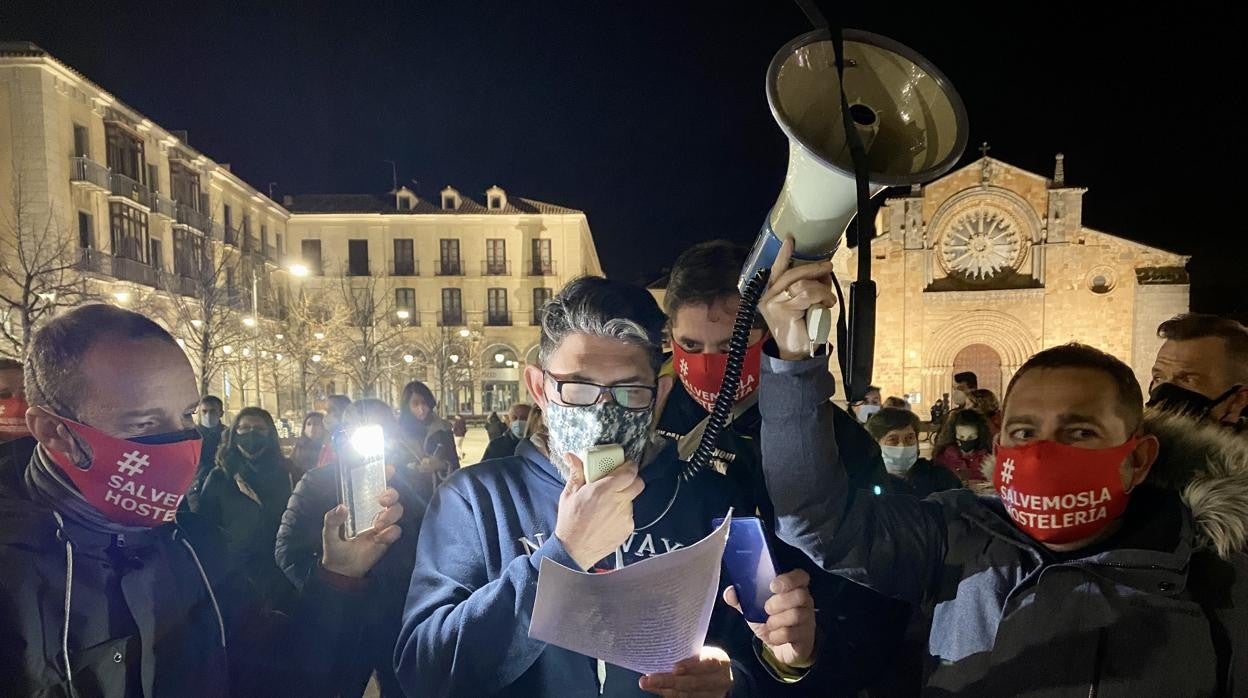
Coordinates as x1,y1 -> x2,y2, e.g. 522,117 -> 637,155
553,454 -> 644,569
724,569 -> 817,669
321,488 -> 404,578
757,236 -> 838,361
639,646 -> 733,697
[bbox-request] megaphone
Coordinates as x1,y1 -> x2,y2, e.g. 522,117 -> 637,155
741,28 -> 969,345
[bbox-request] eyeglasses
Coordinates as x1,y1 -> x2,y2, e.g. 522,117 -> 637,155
543,371 -> 656,411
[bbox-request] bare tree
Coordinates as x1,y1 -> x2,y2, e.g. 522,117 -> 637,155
161,245 -> 249,397
331,270 -> 409,398
262,281 -> 344,413
408,324 -> 485,414
0,173 -> 98,358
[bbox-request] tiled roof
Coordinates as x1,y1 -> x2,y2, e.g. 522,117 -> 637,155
285,191 -> 581,215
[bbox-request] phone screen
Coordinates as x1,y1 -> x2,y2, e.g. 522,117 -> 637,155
336,425 -> 388,539
712,516 -> 777,624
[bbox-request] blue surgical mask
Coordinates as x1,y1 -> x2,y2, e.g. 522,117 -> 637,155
510,420 -> 527,438
880,444 -> 918,474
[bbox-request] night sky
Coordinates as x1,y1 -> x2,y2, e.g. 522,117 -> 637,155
4,1 -> 1242,318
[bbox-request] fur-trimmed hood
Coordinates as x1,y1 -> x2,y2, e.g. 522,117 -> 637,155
1143,408 -> 1248,560
979,410 -> 1248,560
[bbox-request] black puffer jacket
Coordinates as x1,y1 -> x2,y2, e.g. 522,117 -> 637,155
275,461 -> 429,697
0,439 -> 235,698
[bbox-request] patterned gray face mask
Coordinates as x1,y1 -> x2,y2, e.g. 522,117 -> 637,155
544,400 -> 653,480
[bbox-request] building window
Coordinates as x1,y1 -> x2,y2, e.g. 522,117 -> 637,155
261,224 -> 268,252
532,287 -> 553,325
486,239 -> 507,275
109,202 -> 149,263
487,288 -> 509,325
394,239 -> 415,276
170,162 -> 201,209
301,239 -> 323,275
78,211 -> 94,249
147,164 -> 160,193
441,288 -> 463,325
1088,267 -> 1117,295
73,124 -> 90,158
531,239 -> 553,275
489,195 -> 502,210
395,287 -> 416,324
348,239 -> 370,276
350,287 -> 374,326
173,229 -> 205,278
399,197 -> 412,211
242,214 -> 253,251
105,124 -> 145,181
439,239 -> 461,275
223,203 -> 233,231
276,233 -> 284,254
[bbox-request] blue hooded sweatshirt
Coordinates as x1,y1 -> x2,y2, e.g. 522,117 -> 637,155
395,438 -> 765,697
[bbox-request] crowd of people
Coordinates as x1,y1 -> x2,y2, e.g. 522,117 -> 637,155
0,236 -> 1244,697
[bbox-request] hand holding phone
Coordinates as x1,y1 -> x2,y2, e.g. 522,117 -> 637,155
713,516 -> 778,623
336,425 -> 389,539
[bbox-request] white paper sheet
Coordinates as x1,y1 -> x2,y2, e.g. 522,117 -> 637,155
527,513 -> 732,676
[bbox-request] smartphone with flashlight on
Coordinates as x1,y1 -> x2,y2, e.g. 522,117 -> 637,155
712,515 -> 778,624
335,424 -> 388,539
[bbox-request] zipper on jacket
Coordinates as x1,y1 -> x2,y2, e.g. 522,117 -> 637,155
1088,627 -> 1107,698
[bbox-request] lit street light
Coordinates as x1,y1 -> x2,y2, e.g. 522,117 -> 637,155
288,263 -> 310,278
397,309 -> 410,320
315,332 -> 325,340
223,345 -> 234,355
403,354 -> 415,363
311,354 -> 322,363
459,328 -> 471,338
494,353 -> 505,364
113,291 -> 131,303
243,316 -> 257,328
449,354 -> 460,364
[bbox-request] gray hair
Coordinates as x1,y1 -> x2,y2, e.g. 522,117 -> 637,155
25,304 -> 181,420
538,276 -> 666,375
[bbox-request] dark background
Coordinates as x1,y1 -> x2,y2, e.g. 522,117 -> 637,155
4,1 -> 1241,318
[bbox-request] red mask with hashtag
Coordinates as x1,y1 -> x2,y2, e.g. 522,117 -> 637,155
44,416 -> 202,527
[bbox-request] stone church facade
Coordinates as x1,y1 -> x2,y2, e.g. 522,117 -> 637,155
833,153 -> 1189,416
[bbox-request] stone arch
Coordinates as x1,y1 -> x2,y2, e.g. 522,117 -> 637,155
926,310 -> 1037,401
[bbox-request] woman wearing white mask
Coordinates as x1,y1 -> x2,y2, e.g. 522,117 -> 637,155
866,408 -> 962,498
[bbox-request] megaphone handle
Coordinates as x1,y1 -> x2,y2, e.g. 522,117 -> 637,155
806,306 -> 834,356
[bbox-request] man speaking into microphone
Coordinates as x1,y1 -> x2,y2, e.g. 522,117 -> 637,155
755,238 -> 1245,695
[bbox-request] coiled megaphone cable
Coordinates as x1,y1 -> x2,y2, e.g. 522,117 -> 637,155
686,267 -> 771,475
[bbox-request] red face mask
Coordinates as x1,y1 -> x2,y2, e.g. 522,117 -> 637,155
994,438 -> 1138,545
671,339 -> 764,413
44,416 -> 202,527
0,396 -> 30,439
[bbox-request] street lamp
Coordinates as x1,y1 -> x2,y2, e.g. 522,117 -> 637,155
449,353 -> 460,364
113,291 -> 131,304
459,328 -> 471,338
288,263 -> 309,278
397,309 -> 410,320
314,332 -> 325,340
403,354 -> 414,364
223,345 -> 234,355
190,319 -> 203,328
311,354 -> 322,363
243,316 -> 257,328
494,353 -> 505,364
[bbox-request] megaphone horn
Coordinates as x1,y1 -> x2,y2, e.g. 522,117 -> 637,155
741,28 -> 970,345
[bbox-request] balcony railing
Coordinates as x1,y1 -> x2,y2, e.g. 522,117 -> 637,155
485,311 -> 512,327
435,260 -> 464,276
111,255 -> 161,288
152,192 -> 177,220
69,157 -> 110,189
439,310 -> 465,326
175,203 -> 212,235
482,260 -> 511,276
172,273 -> 199,297
392,260 -> 419,277
109,173 -> 155,210
529,259 -> 557,276
75,248 -> 112,275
